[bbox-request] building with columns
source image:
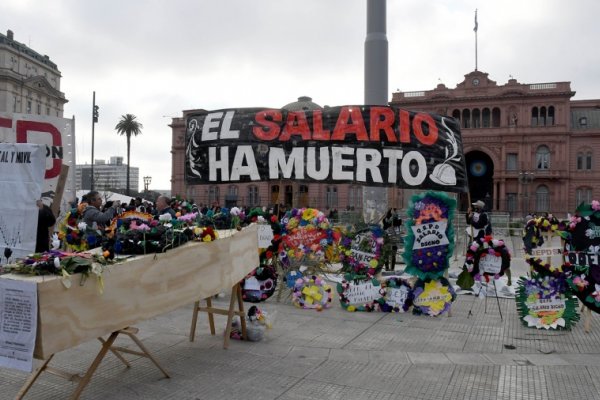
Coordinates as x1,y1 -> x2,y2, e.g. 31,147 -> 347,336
0,29 -> 67,116
391,70 -> 600,217
170,73 -> 600,217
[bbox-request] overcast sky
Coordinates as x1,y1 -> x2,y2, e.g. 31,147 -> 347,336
2,0 -> 598,191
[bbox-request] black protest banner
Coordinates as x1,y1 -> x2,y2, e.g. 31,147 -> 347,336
185,106 -> 468,192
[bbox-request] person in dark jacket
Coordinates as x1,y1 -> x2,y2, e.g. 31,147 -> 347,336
82,191 -> 120,229
35,200 -> 56,253
466,200 -> 492,241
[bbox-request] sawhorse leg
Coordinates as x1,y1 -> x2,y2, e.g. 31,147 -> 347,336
189,283 -> 247,348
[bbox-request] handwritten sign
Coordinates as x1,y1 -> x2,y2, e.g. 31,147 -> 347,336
0,279 -> 37,372
283,228 -> 326,250
257,224 -> 274,248
386,286 -> 409,309
349,230 -> 379,269
479,253 -> 502,274
344,281 -> 382,305
411,220 -> 449,250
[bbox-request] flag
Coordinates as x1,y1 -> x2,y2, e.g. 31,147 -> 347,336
474,9 -> 478,32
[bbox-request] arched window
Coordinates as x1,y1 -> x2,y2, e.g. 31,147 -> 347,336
228,185 -> 238,196
472,108 -> 481,128
535,185 -> 549,212
348,185 -> 362,209
576,187 -> 593,205
536,145 -> 550,170
540,106 -> 547,126
531,107 -> 539,126
492,107 -> 501,127
462,109 -> 471,128
578,150 -> 593,170
548,106 -> 555,125
247,185 -> 259,207
482,108 -> 491,128
452,109 -> 461,124
587,151 -> 593,170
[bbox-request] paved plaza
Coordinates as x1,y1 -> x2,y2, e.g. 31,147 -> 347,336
3,236 -> 600,399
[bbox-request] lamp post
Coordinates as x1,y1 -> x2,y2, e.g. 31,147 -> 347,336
143,176 -> 152,193
518,171 -> 535,216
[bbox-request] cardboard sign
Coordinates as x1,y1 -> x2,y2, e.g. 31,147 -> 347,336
257,224 -> 274,248
386,286 -> 409,308
344,281 -> 381,305
282,228 -> 326,250
530,247 -> 562,258
527,297 -> 566,313
479,253 -> 502,274
411,220 -> 449,250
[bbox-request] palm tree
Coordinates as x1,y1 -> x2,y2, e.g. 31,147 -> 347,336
115,114 -> 143,196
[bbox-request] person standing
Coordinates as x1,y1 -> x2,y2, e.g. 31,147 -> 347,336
466,200 -> 492,241
154,195 -> 176,219
35,200 -> 56,253
82,191 -> 120,229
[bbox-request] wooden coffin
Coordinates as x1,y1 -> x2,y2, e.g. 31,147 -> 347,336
3,225 -> 259,359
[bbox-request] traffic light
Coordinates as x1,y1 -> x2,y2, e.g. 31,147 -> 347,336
93,105 -> 99,123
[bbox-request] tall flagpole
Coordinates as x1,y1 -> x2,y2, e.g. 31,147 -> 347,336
474,9 -> 478,71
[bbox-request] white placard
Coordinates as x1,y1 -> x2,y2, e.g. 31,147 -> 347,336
479,253 -> 502,274
0,143 -> 46,263
527,297 -> 566,313
411,220 -> 449,250
531,247 -> 562,257
0,279 -> 37,372
386,286 -> 409,309
257,224 -> 274,248
244,276 -> 262,291
345,281 -> 381,305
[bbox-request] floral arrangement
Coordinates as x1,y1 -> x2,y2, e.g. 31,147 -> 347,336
403,191 -> 456,280
241,263 -> 278,302
2,250 -> 114,293
462,236 -> 511,282
338,226 -> 384,279
193,226 -> 218,242
57,202 -> 103,251
516,273 -> 579,329
380,277 -> 413,312
278,208 -> 339,268
412,278 -> 456,316
292,275 -> 333,310
337,277 -> 385,312
566,264 -> 600,314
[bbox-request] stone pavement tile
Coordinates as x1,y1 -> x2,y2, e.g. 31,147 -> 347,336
305,359 -> 408,393
445,352 -> 494,365
329,348 -> 370,363
285,346 -> 330,361
483,353 -> 529,365
407,352 -> 452,364
393,364 -> 455,399
545,366 -> 600,400
497,365 -> 549,400
522,353 -> 571,366
587,366 -> 600,395
368,350 -> 411,364
279,380 -> 397,400
561,353 -> 600,366
442,365 -> 501,400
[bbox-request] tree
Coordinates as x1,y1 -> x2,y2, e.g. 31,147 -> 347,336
115,114 -> 143,196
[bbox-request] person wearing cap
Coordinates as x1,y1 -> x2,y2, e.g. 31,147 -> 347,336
466,200 -> 492,241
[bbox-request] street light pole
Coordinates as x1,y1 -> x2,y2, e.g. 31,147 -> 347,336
143,176 -> 152,193
91,91 -> 99,190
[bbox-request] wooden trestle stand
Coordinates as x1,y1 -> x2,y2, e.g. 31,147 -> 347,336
189,282 -> 247,348
16,327 -> 169,400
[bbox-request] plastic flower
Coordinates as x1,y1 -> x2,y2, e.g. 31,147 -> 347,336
573,274 -> 589,290
78,221 -> 87,231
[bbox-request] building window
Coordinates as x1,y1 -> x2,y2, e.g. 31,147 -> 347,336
492,108 -> 501,127
46,107 -> 50,115
208,186 -> 220,206
452,109 -> 461,124
247,185 -> 259,207
540,106 -> 547,126
531,107 -> 538,126
37,103 -> 41,114
548,106 -> 555,125
270,185 -> 280,205
13,96 -> 17,112
228,185 -> 238,196
576,187 -> 593,205
472,108 -> 481,128
506,193 -> 517,214
535,185 -> 549,212
506,153 -> 518,171
462,109 -> 471,128
482,108 -> 491,128
298,185 -> 309,207
536,145 -> 550,170
326,186 -> 338,209
577,151 -> 591,170
348,185 -> 362,209
26,100 -> 32,113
